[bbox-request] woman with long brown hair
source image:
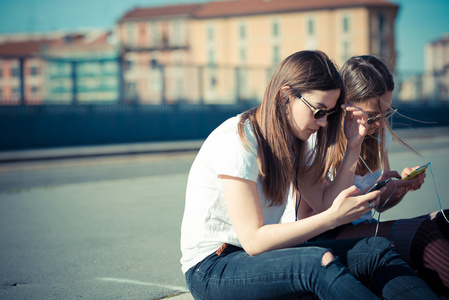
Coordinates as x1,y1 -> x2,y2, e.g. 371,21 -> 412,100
180,50 -> 437,299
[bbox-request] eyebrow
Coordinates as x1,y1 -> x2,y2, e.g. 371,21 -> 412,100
315,102 -> 330,109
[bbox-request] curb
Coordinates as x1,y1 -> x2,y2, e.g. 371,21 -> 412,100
0,140 -> 204,163
159,292 -> 194,300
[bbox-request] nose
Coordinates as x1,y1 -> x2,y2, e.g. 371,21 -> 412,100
316,116 -> 327,127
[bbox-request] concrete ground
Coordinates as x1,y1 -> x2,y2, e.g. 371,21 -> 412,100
1,126 -> 448,300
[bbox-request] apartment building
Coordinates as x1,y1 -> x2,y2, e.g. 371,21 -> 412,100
423,34 -> 449,101
117,4 -> 202,104
0,39 -> 51,104
0,31 -> 120,105
42,31 -> 120,104
399,34 -> 449,102
117,0 -> 398,104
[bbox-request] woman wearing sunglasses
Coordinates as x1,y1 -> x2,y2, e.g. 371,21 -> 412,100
180,50 -> 437,299
284,55 -> 449,297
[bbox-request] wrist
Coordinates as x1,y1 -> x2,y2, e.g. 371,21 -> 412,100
347,141 -> 362,151
321,209 -> 339,231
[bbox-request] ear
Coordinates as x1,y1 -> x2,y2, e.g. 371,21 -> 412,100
281,86 -> 291,111
280,86 -> 290,99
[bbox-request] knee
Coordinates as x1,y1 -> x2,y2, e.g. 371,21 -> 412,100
321,250 -> 334,266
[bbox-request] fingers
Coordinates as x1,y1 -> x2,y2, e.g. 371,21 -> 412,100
405,173 -> 426,191
382,171 -> 401,180
342,185 -> 361,197
359,187 -> 384,209
343,105 -> 368,121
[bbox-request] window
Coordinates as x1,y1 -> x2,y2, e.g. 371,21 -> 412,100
126,81 -> 137,97
273,21 -> 279,37
342,41 -> 351,62
0,66 -> 2,78
31,86 -> 38,95
273,45 -> 280,65
207,25 -> 214,42
239,24 -> 246,40
12,66 -> 20,77
30,65 -> 39,76
13,87 -> 20,97
240,48 -> 246,62
343,16 -> 349,33
102,61 -> 118,73
173,19 -> 181,46
379,39 -> 387,58
176,78 -> 183,99
152,22 -> 159,46
127,23 -> 134,46
125,60 -> 133,71
378,14 -> 385,33
208,49 -> 215,66
308,19 -> 314,35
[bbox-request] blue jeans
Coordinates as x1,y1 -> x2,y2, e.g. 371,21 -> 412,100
185,237 -> 437,300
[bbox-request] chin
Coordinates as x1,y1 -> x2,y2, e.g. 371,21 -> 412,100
299,133 -> 311,141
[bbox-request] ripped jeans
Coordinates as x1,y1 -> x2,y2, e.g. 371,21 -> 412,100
185,237 -> 437,300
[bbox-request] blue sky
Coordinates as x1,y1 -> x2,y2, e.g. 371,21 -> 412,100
0,0 -> 448,74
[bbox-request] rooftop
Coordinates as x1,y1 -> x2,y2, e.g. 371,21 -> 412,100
117,0 -> 399,21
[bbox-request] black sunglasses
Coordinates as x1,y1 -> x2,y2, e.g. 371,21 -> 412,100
298,95 -> 337,120
367,108 -> 398,125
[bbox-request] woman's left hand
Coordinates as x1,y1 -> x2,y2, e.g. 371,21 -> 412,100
401,167 -> 426,192
342,103 -> 369,149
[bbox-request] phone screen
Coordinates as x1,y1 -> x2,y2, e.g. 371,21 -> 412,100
365,178 -> 390,194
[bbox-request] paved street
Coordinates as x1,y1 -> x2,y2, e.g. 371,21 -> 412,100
0,127 -> 449,299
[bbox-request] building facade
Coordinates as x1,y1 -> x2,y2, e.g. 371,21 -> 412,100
117,4 -> 202,104
0,31 -> 120,105
423,34 -> 449,101
116,0 -> 398,104
42,31 -> 121,104
0,39 -> 51,104
399,34 -> 449,102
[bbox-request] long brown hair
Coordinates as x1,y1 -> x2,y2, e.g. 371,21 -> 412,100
337,55 -> 417,177
238,50 -> 345,206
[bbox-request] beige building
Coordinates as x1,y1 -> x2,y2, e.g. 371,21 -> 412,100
399,34 -> 449,102
117,0 -> 399,104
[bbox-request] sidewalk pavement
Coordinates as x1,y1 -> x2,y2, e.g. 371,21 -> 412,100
1,126 -> 448,300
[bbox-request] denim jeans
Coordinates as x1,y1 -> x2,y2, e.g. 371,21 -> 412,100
185,237 -> 437,300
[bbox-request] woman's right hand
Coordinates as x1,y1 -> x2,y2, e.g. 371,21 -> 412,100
328,185 -> 384,226
342,103 -> 369,150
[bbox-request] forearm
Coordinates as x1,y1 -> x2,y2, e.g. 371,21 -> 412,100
320,144 -> 361,211
245,210 -> 337,256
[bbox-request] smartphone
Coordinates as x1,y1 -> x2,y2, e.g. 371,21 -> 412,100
402,162 -> 430,181
365,178 -> 391,194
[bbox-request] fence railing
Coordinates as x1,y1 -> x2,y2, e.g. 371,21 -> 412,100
1,101 -> 448,151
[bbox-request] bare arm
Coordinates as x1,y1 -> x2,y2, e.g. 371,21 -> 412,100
299,105 -> 368,213
222,175 -> 383,256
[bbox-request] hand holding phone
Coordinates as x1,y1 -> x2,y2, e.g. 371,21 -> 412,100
402,162 -> 430,181
365,178 -> 391,194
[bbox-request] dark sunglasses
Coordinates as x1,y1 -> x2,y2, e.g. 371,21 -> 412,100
298,95 -> 337,120
367,108 -> 398,125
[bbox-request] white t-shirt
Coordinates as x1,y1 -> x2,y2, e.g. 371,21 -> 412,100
281,130 -> 393,225
180,115 -> 287,274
